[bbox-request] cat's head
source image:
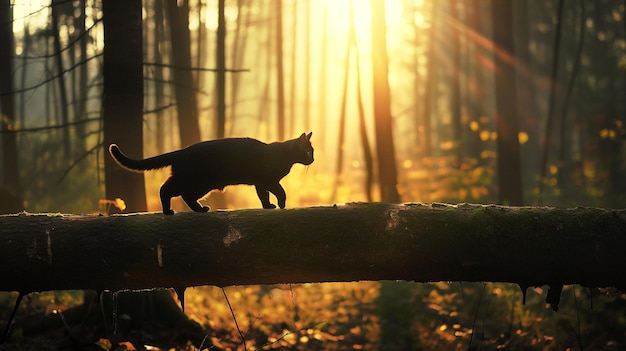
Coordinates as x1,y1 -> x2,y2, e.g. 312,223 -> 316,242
293,132 -> 314,165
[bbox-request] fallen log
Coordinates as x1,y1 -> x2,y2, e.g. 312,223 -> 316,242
1,202 -> 625,293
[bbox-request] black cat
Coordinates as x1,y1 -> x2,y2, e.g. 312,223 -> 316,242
109,132 -> 314,215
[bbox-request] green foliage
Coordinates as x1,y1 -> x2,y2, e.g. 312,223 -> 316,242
18,134 -> 105,214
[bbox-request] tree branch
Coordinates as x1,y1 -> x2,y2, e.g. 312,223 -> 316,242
143,62 -> 250,73
0,53 -> 103,97
0,117 -> 100,134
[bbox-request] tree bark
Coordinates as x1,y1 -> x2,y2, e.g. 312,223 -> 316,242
491,0 -> 524,205
102,0 -> 147,213
166,0 -> 202,146
370,0 -> 400,203
275,0 -> 285,141
538,0 -> 564,198
420,0 -> 436,158
51,0 -> 71,158
0,0 -> 23,214
1,203 -> 625,293
216,0 -> 226,139
449,0 -> 462,167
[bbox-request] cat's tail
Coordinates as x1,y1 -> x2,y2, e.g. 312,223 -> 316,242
109,144 -> 177,172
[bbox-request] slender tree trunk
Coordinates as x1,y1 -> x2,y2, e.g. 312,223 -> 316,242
466,1 -> 485,162
333,8 -> 352,201
103,0 -> 147,213
257,4 -> 274,140
154,0 -> 166,154
45,24 -> 52,127
195,0 -> 205,94
51,0 -> 71,157
275,0 -> 285,140
557,0 -> 585,190
492,0 -> 523,205
75,0 -> 88,152
288,0 -> 298,136
19,24 -> 28,128
409,2 -> 423,155
355,36 -> 374,202
0,0 -> 23,213
318,3 -> 328,152
216,0 -> 226,139
371,3 -> 407,340
208,0 -> 228,209
167,0 -> 202,146
303,0 -> 311,132
370,0 -> 400,203
228,0 -> 251,135
538,0 -> 564,197
450,1 -> 462,167
421,1 -> 436,158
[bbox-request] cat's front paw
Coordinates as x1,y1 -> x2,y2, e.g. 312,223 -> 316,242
200,206 -> 210,212
263,204 -> 277,209
163,209 -> 175,215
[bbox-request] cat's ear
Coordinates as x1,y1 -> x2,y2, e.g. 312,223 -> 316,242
306,132 -> 312,140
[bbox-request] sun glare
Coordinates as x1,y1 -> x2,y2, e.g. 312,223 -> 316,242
325,0 -> 405,45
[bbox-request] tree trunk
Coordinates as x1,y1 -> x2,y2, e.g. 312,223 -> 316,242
19,24 -> 28,128
166,0 -> 202,147
0,0 -> 23,214
216,0 -> 226,139
420,0 -> 437,158
1,203 -> 624,293
75,0 -> 88,152
275,0 -> 286,141
102,0 -> 147,213
538,0 -> 564,198
491,0 -> 524,205
318,3 -> 328,152
51,0 -> 71,158
303,0 -> 311,132
153,0 -> 167,154
228,0 -> 251,136
466,0 -> 486,162
514,1 -> 539,179
355,43 -> 374,202
449,0 -> 463,167
332,6 -> 353,201
288,0 -> 298,137
370,0 -> 400,203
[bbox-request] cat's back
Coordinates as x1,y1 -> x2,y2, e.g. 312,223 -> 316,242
186,137 -> 266,155
175,137 -> 268,170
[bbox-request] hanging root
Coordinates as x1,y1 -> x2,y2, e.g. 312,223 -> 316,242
0,292 -> 25,344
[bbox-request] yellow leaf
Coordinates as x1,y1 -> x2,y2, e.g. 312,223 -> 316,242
95,338 -> 112,351
114,198 -> 127,211
518,131 -> 529,144
469,121 -> 480,132
549,165 -> 558,175
479,130 -> 490,141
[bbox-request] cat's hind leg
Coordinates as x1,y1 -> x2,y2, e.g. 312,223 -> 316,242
160,178 -> 176,215
182,194 -> 210,213
255,186 -> 276,209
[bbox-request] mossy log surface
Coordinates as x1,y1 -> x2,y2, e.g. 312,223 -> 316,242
1,202 -> 625,293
